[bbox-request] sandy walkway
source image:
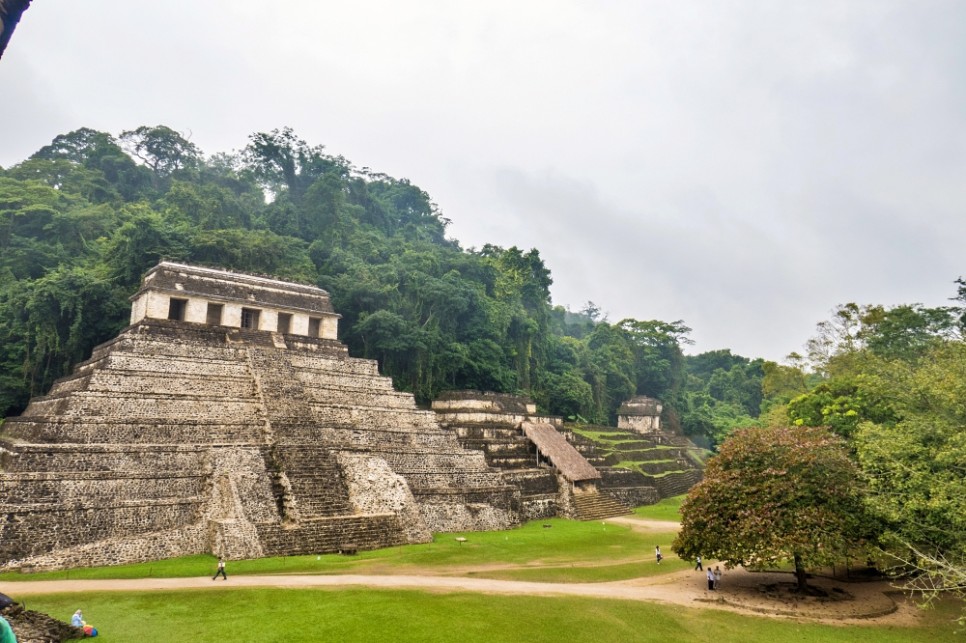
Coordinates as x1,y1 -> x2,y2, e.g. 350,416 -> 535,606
2,566 -> 920,627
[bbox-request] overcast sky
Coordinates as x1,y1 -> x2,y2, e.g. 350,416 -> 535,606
2,1 -> 964,361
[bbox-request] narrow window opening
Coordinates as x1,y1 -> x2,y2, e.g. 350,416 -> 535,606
206,303 -> 223,325
241,308 -> 261,330
277,312 -> 292,334
308,317 -> 321,338
168,298 -> 188,321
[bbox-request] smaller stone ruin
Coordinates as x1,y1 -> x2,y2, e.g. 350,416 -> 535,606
432,391 -> 632,521
617,395 -> 663,435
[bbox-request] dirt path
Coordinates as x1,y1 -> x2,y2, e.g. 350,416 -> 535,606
606,516 -> 681,532
3,566 -> 921,627
0,517 -> 926,628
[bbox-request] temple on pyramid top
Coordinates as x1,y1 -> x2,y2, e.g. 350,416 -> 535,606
129,261 -> 341,339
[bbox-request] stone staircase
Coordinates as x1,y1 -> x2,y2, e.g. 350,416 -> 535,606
652,469 -> 704,498
571,492 -> 631,521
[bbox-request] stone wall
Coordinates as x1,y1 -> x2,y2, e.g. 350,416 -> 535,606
652,469 -> 704,498
433,391 -> 538,414
501,470 -> 560,520
2,506 -> 209,569
255,514 -> 409,557
431,393 -> 603,521
2,601 -> 85,642
337,453 -> 432,542
599,469 -> 661,507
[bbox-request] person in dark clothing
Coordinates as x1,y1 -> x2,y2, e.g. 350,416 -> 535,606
212,558 -> 227,580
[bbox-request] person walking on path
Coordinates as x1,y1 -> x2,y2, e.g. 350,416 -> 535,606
706,567 -> 715,591
212,558 -> 228,581
713,566 -> 722,589
694,555 -> 703,571
655,546 -> 663,565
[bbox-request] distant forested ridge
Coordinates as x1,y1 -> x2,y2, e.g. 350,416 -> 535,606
1,125 -> 714,434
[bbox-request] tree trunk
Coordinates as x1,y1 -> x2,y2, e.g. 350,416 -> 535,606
793,552 -> 808,591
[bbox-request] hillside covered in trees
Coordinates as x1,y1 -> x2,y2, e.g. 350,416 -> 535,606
2,126 -> 963,451
0,125 -> 711,434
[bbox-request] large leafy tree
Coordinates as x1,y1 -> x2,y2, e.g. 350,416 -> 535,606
6,158 -> 120,204
852,342 -> 966,605
786,375 -> 897,439
680,349 -> 769,446
120,125 -> 201,179
803,301 -> 960,377
584,322 -> 636,423
244,127 -> 348,206
673,425 -> 874,591
618,318 -> 690,399
786,288 -> 966,616
32,128 -> 151,200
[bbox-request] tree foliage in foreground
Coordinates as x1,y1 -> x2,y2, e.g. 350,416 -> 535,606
852,343 -> 966,605
780,295 -> 966,615
673,425 -> 874,591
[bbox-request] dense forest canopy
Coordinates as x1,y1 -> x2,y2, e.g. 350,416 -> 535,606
3,126 -> 962,452
1,125 -> 710,433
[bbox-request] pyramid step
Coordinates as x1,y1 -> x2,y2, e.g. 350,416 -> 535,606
571,492 -> 630,521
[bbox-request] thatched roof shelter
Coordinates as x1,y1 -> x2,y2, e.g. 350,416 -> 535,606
522,422 -> 601,482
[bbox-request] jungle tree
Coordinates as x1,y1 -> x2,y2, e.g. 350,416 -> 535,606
673,425 -> 875,591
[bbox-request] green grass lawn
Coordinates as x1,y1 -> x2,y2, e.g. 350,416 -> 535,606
6,509 -> 964,641
22,588 -> 963,643
633,495 -> 684,522
0,518 -> 680,584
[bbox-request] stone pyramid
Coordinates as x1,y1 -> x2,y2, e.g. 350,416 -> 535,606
0,262 -> 518,570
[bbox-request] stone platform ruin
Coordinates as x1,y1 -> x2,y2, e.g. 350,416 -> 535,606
432,391 -> 636,521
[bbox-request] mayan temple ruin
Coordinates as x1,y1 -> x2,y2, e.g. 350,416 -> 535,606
0,262 -> 701,571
